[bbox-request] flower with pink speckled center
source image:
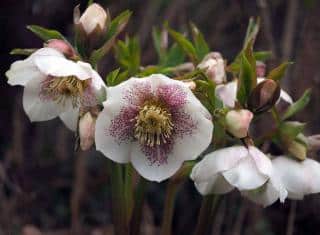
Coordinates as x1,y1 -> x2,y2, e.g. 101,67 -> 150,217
95,74 -> 213,182
6,47 -> 106,131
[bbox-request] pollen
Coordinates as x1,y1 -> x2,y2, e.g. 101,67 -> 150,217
40,76 -> 90,107
134,101 -> 174,147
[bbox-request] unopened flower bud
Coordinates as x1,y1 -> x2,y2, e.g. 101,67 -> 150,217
225,109 -> 253,138
45,39 -> 77,59
256,61 -> 266,77
79,112 -> 96,151
248,79 -> 280,114
197,52 -> 226,84
288,140 -> 307,161
79,3 -> 108,36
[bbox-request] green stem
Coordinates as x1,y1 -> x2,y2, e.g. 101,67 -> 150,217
160,181 -> 180,235
130,177 -> 147,235
193,195 -> 220,235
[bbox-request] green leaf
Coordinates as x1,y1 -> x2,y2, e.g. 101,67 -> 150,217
279,121 -> 306,141
190,22 -> 210,61
163,43 -> 185,67
243,17 -> 260,49
282,89 -> 311,120
152,27 -> 162,59
254,51 -> 272,61
27,25 -> 65,41
167,28 -> 197,63
90,10 -> 132,65
267,61 -> 293,81
237,53 -> 255,105
243,38 -> 257,86
87,0 -> 94,6
10,48 -> 37,56
106,68 -> 120,86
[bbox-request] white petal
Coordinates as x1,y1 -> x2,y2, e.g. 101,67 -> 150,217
215,80 -> 237,108
301,159 -> 320,194
280,89 -> 293,104
248,146 -> 273,177
223,155 -> 269,191
34,56 -> 92,80
272,157 -> 308,199
23,76 -> 67,122
90,69 -> 107,103
190,146 -> 248,194
59,108 -> 79,131
95,100 -> 132,163
6,48 -> 63,86
130,144 -> 184,182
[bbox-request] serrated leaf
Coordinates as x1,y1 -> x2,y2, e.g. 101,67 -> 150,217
168,28 -> 197,63
237,53 -> 255,105
267,61 -> 293,81
190,22 -> 210,61
282,89 -> 311,120
10,48 -> 37,56
27,25 -> 65,41
254,51 -> 272,61
106,68 -> 120,86
279,121 -> 306,141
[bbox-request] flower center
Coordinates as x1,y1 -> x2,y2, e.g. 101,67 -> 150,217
41,76 -> 90,107
134,101 -> 174,147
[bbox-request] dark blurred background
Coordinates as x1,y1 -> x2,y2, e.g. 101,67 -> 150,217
1,0 -> 320,234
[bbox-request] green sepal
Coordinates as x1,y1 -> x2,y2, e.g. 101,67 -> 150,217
267,61 -> 293,81
27,25 -> 66,41
282,89 -> 311,120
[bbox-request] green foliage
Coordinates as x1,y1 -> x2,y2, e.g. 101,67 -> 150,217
190,23 -> 210,61
279,121 -> 306,142
243,17 -> 260,49
282,89 -> 311,120
10,48 -> 37,56
27,25 -> 66,41
254,51 -> 272,61
267,62 -> 293,81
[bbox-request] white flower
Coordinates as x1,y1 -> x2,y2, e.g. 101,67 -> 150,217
95,74 -> 213,182
225,109 -> 253,138
197,52 -> 226,84
272,156 -> 320,199
79,3 -> 107,35
6,47 -> 105,131
215,78 -> 293,108
190,146 -> 273,195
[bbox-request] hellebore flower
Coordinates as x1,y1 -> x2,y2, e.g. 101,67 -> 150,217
79,3 -> 108,35
190,146 -> 273,194
215,78 -> 293,108
95,74 -> 213,182
197,52 -> 226,84
6,47 -> 105,131
225,109 -> 253,138
272,156 -> 320,199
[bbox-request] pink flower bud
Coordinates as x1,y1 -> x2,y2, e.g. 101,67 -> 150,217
197,52 -> 226,84
79,3 -> 108,35
225,109 -> 253,138
256,61 -> 266,77
79,112 -> 96,151
45,39 -> 77,59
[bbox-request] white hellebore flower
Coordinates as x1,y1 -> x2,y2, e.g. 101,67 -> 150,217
95,74 -> 213,182
79,3 -> 108,35
191,146 -> 276,196
225,109 -> 253,138
272,156 -> 320,199
6,47 -> 105,131
197,52 -> 226,84
215,78 -> 293,108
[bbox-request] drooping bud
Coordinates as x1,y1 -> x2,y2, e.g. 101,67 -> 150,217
248,79 -> 280,114
79,112 -> 96,151
256,61 -> 266,77
197,52 -> 226,84
288,140 -> 307,161
45,39 -> 77,59
78,3 -> 108,36
225,109 -> 253,138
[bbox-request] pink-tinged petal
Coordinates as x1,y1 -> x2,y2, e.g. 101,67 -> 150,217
34,56 -> 92,80
130,143 -> 183,182
215,81 -> 237,108
248,146 -> 273,177
95,100 -> 134,163
59,107 -> 79,131
23,75 -> 68,122
272,157 -> 307,199
223,156 -> 269,191
190,146 -> 248,194
6,48 -> 63,86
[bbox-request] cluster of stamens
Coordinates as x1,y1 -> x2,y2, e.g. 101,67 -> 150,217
40,76 -> 90,107
133,101 -> 174,147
